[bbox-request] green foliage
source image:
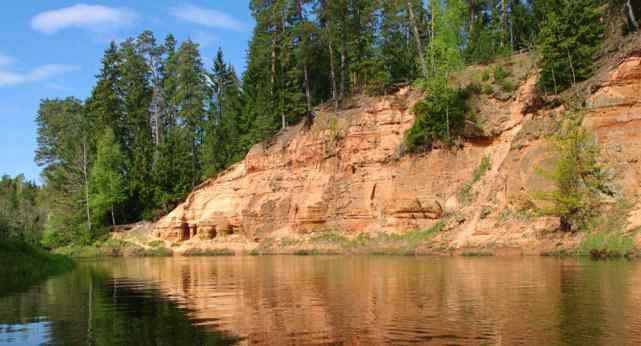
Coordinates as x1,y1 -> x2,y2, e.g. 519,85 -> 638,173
0,239 -> 74,296
182,248 -> 234,257
493,65 -> 511,82
0,175 -> 46,244
481,69 -> 491,82
461,250 -> 494,257
534,115 -> 611,232
405,86 -> 469,151
458,156 -> 492,204
537,0 -> 603,93
579,230 -> 637,259
499,79 -> 516,93
90,128 -> 127,228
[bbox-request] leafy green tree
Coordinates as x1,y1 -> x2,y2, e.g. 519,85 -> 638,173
407,0 -> 468,151
537,0 -> 603,93
90,129 -> 127,227
0,175 -> 46,244
535,116 -> 610,232
35,98 -> 93,244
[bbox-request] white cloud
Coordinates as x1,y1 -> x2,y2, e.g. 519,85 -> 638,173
0,64 -> 79,87
192,31 -> 220,49
46,82 -> 73,92
30,4 -> 137,35
0,53 -> 13,66
170,5 -> 247,32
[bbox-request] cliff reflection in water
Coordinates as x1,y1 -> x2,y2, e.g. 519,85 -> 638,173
102,257 -> 641,345
2,257 -> 641,345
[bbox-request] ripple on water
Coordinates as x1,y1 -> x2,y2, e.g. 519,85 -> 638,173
1,257 -> 641,345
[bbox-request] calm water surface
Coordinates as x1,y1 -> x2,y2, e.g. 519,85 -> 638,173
1,256 -> 641,345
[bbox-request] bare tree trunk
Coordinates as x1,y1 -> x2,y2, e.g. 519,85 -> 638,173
111,205 -> 116,226
626,0 -> 639,31
328,40 -> 338,110
430,3 -> 436,75
445,71 -> 450,140
406,0 -> 428,79
501,0 -> 507,47
340,47 -> 346,100
304,66 -> 312,114
82,137 -> 92,234
296,0 -> 313,116
468,0 -> 476,33
282,111 -> 287,129
566,47 -> 577,88
271,35 -> 277,93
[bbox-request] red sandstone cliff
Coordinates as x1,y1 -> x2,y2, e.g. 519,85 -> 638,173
149,45 -> 641,255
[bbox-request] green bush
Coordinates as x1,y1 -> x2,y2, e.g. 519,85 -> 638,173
0,240 -> 75,296
578,230 -> 637,259
493,65 -> 511,82
405,86 -> 469,151
534,116 -> 610,232
481,69 -> 491,81
500,79 -> 515,93
458,156 -> 492,204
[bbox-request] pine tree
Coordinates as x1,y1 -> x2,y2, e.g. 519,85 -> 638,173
202,49 -> 244,178
85,42 -> 124,142
174,40 -> 208,189
90,128 -> 127,227
537,0 -> 602,93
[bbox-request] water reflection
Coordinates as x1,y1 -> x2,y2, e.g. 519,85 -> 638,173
0,263 -> 240,345
1,257 -> 641,345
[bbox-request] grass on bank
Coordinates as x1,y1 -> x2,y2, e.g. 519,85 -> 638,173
0,240 -> 75,297
253,221 -> 447,256
183,248 -> 234,256
55,238 -> 173,258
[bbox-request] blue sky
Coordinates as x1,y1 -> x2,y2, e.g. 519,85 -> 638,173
0,1 -> 253,182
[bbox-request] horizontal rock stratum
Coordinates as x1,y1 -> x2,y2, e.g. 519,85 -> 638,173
153,49 -> 641,254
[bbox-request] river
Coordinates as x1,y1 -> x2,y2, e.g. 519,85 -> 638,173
1,256 -> 640,345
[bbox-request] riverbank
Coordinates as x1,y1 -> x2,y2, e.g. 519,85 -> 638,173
0,240 -> 75,297
59,219 -> 641,260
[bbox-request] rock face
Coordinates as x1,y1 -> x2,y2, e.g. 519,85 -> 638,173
154,51 -> 641,251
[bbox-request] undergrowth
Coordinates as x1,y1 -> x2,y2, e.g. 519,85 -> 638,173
458,155 -> 492,204
0,240 -> 75,297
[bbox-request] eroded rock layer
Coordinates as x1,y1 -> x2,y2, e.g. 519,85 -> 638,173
154,52 -> 641,251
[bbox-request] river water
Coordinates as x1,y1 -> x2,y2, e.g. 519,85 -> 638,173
1,256 -> 640,345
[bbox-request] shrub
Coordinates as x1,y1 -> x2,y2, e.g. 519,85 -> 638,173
481,69 -> 491,81
534,115 -> 612,232
579,230 -> 637,259
405,86 -> 469,151
458,156 -> 492,204
493,65 -> 511,82
500,79 -> 515,93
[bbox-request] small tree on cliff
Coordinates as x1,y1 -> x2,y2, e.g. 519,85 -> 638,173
90,128 -> 127,227
534,115 -> 611,232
